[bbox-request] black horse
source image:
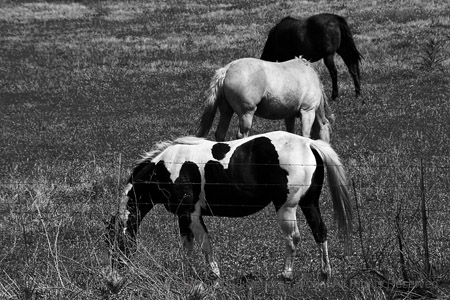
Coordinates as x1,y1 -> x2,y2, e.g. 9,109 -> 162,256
261,14 -> 363,101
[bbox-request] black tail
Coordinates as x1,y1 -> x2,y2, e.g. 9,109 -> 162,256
336,16 -> 363,97
336,16 -> 363,66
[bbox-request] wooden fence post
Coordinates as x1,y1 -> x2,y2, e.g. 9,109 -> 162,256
420,158 -> 431,279
352,178 -> 369,269
117,152 -> 122,203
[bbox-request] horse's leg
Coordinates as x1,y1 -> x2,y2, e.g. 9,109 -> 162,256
107,189 -> 155,271
323,55 -> 339,100
178,214 -> 194,255
190,215 -> 220,278
284,116 -> 296,133
236,111 -> 255,139
300,109 -> 315,139
177,214 -> 201,278
299,189 -> 331,283
337,47 -> 362,99
311,116 -> 331,143
117,188 -> 155,255
215,101 -> 234,141
317,241 -> 331,284
276,205 -> 300,281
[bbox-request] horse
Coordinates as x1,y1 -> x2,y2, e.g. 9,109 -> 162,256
261,14 -> 363,101
196,57 -> 333,142
107,131 -> 352,282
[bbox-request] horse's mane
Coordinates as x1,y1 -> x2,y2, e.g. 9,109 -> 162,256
136,140 -> 173,165
173,135 -> 207,145
136,136 -> 208,165
294,56 -> 311,66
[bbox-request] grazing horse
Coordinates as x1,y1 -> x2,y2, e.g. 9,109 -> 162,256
196,57 -> 333,142
261,14 -> 363,100
107,131 -> 352,282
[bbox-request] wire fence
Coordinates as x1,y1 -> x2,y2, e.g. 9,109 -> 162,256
1,160 -> 449,271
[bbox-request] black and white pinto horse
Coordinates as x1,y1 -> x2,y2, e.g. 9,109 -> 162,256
261,14 -> 363,101
107,131 -> 352,282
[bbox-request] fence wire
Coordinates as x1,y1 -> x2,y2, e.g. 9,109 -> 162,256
1,161 -> 449,259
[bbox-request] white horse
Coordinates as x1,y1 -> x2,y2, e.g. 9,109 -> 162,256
196,58 -> 333,142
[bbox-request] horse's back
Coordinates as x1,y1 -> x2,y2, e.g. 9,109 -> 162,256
222,58 -> 268,112
222,58 -> 323,119
276,59 -> 318,80
224,58 -> 267,88
305,14 -> 341,54
266,60 -> 320,94
263,14 -> 342,62
262,131 -> 316,166
225,131 -> 318,173
263,60 -> 323,112
225,58 -> 319,89
160,131 -> 317,177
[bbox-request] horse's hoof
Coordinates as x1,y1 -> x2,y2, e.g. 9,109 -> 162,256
319,271 -> 330,285
104,268 -> 126,294
189,283 -> 208,299
207,270 -> 220,283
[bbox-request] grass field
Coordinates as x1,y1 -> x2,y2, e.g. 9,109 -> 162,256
1,0 -> 450,299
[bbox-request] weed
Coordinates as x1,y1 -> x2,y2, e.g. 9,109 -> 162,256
418,36 -> 448,71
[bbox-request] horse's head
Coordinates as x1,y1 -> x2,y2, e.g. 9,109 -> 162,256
106,180 -> 156,262
106,211 -> 137,260
105,187 -> 141,264
106,153 -> 166,266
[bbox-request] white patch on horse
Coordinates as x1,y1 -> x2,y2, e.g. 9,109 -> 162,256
273,136 -> 316,206
119,183 -> 133,233
190,203 -> 220,278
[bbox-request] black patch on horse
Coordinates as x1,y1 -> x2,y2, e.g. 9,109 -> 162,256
129,160 -> 202,242
130,160 -> 202,215
169,161 -> 202,214
211,143 -> 231,160
125,161 -> 173,237
128,160 -> 154,184
204,137 -> 289,216
165,161 -> 201,242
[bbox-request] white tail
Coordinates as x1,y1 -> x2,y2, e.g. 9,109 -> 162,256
310,139 -> 353,238
196,67 -> 228,137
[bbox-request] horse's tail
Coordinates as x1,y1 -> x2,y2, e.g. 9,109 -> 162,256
196,66 -> 228,137
336,16 -> 363,70
309,140 -> 353,240
317,88 -> 334,123
312,86 -> 334,142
